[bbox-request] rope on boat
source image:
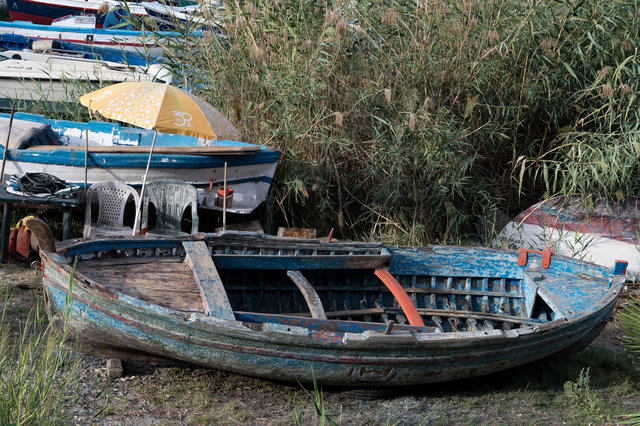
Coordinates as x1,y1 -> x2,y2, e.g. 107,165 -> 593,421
13,172 -> 77,199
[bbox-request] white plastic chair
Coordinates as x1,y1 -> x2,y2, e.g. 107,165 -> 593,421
141,179 -> 199,236
83,182 -> 140,238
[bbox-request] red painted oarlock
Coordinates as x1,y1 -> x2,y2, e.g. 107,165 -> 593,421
517,247 -> 552,269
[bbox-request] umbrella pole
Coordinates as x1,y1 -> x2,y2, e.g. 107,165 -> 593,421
133,130 -> 158,235
0,104 -> 16,186
84,127 -> 89,191
222,161 -> 227,231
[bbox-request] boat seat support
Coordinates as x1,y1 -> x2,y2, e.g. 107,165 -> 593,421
375,269 -> 425,327
287,270 -> 328,320
183,241 -> 235,320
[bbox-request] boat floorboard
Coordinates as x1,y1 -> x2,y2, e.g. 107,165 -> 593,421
77,259 -> 204,313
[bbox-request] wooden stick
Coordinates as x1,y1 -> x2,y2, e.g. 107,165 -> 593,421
0,104 -> 16,185
133,129 -> 158,235
287,307 -> 540,325
222,161 -> 227,231
84,101 -> 92,191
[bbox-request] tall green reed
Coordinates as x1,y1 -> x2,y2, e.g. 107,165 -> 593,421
65,0 -> 637,244
152,0 -> 639,244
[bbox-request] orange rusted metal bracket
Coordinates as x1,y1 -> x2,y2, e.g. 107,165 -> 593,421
375,269 -> 425,327
517,247 -> 552,269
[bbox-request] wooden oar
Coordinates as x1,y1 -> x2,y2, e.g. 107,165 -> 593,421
0,104 -> 16,185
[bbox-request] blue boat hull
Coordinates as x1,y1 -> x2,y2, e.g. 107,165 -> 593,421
0,33 -> 156,66
0,113 -> 280,213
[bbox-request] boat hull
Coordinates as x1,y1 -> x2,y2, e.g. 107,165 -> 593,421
0,63 -> 155,106
0,33 -> 156,67
42,277 -> 618,385
2,153 -> 277,213
38,236 -> 623,386
0,112 -> 280,213
0,19 -> 174,56
6,0 -> 148,26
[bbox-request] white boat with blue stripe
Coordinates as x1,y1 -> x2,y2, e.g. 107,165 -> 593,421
0,112 -> 280,214
0,15 -> 192,56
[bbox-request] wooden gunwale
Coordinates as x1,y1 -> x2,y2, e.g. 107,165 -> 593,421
28,145 -> 259,155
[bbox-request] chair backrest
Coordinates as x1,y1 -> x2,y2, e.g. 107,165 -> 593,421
85,182 -> 140,228
141,179 -> 199,234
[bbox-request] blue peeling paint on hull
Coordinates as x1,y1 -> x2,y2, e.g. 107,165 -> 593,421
38,233 -> 624,387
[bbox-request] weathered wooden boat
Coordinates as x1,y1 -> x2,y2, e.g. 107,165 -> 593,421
0,113 -> 279,213
0,48 -> 170,108
497,195 -> 640,279
29,218 -> 625,386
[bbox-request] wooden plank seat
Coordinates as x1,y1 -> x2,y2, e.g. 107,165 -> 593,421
211,253 -> 391,270
75,259 -> 204,313
183,241 -> 235,320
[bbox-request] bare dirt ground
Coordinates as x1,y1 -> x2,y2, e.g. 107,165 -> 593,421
2,263 -> 639,425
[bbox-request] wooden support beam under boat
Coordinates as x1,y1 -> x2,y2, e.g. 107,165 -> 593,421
375,269 -> 425,327
183,241 -> 235,320
287,270 -> 327,320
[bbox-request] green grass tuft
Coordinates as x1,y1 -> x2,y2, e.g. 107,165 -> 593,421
0,292 -> 83,424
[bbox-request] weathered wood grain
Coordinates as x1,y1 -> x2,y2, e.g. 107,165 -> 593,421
24,217 -> 56,252
183,241 -> 235,320
78,256 -> 183,268
287,270 -> 327,320
76,261 -> 203,312
212,253 -> 390,270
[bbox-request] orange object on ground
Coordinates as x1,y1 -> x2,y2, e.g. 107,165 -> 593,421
375,269 -> 425,327
217,187 -> 233,197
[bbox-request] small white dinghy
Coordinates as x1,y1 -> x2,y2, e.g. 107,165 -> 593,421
496,195 -> 640,278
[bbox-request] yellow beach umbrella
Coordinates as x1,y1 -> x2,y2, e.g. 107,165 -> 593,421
79,82 -> 240,235
79,81 -> 240,141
